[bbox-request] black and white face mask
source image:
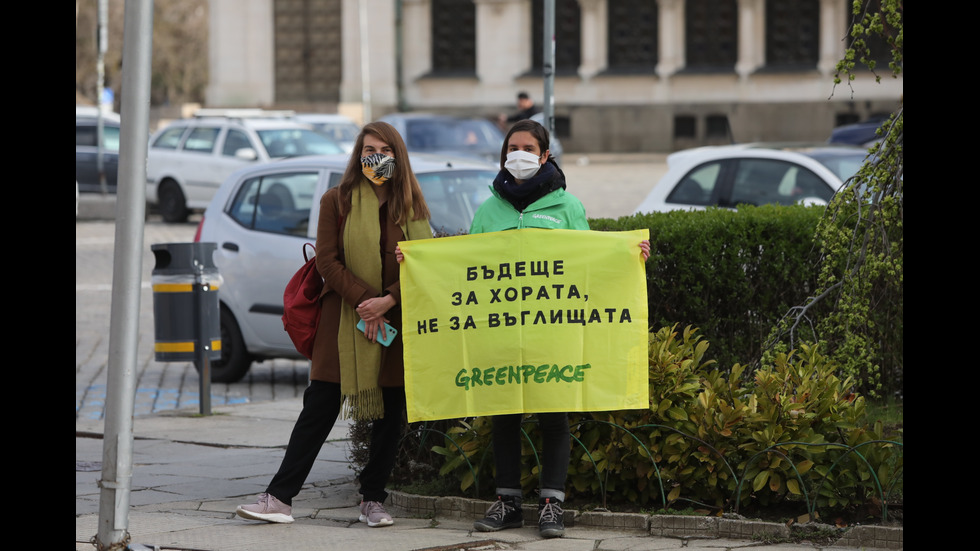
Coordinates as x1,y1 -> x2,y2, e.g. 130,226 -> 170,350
361,152 -> 396,185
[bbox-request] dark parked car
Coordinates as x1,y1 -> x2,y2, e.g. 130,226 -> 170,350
76,114 -> 121,193
378,113 -> 504,164
828,115 -> 889,148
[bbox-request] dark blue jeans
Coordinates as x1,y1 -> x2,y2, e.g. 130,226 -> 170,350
266,380 -> 405,505
491,412 -> 570,501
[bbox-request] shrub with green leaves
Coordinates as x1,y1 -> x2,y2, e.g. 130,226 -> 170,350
426,325 -> 902,519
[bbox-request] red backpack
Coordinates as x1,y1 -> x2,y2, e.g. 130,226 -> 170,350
282,242 -> 322,360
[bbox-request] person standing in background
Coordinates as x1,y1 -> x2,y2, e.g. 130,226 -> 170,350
497,91 -> 541,129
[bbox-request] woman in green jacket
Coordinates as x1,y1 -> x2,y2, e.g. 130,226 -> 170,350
469,119 -> 648,539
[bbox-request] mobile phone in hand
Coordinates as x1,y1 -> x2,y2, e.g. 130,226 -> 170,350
356,319 -> 398,347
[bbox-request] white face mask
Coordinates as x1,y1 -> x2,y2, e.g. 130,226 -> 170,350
504,150 -> 542,180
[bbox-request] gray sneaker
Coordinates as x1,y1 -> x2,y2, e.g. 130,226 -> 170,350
236,493 -> 295,523
359,500 -> 394,527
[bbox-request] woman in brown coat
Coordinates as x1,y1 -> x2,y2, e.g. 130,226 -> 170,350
237,121 -> 431,527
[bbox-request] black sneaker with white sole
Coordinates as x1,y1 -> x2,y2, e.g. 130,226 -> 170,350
473,494 -> 523,531
538,497 -> 565,538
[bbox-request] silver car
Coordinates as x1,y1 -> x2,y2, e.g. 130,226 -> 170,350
194,153 -> 497,382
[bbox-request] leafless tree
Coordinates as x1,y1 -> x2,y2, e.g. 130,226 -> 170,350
76,0 -> 209,108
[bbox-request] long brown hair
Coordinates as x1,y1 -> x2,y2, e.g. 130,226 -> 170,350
338,121 -> 430,225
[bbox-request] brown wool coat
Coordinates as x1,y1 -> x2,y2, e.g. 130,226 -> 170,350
311,185 -> 408,387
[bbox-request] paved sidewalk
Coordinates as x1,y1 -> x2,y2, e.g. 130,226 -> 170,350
75,398 -> 902,551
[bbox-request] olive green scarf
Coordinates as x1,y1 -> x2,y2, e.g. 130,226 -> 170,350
339,179 -> 430,420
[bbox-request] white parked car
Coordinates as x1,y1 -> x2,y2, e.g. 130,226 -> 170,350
633,144 -> 869,214
146,109 -> 344,223
194,153 -> 497,382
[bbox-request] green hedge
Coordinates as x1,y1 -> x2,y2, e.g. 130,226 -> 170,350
590,205 -> 826,372
421,326 -> 902,519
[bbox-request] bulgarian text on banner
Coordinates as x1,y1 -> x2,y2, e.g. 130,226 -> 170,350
399,228 -> 650,422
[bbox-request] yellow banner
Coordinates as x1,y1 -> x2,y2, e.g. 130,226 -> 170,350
400,228 -> 650,422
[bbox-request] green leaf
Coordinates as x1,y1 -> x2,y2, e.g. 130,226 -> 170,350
786,478 -> 802,495
667,406 -> 689,421
796,459 -> 814,474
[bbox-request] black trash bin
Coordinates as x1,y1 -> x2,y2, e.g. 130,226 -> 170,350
151,242 -> 222,366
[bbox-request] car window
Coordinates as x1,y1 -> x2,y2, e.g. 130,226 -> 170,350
256,129 -> 343,158
405,119 -> 497,150
152,126 -> 187,149
666,162 -> 721,206
76,123 -> 121,151
313,123 -> 360,143
326,171 -> 343,189
730,159 -> 790,206
222,129 -> 253,157
227,171 -> 319,236
102,125 -> 121,152
456,120 -> 499,148
731,159 -> 831,207
810,154 -> 865,183
183,127 -> 220,153
790,168 -> 834,202
416,169 -> 496,234
76,124 -> 97,147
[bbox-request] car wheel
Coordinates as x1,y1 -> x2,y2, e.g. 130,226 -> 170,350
196,306 -> 253,383
158,180 -> 189,223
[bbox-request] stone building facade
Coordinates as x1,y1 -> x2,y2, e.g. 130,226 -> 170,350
205,0 -> 903,153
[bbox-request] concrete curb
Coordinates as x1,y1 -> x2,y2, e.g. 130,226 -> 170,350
389,490 -> 903,549
76,193 -> 119,221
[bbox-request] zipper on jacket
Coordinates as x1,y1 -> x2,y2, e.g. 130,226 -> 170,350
518,211 -> 524,228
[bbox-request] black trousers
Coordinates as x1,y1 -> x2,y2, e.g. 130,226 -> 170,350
266,380 -> 405,505
491,412 -> 570,499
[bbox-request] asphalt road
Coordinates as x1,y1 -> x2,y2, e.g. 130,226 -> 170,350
74,152 -> 666,420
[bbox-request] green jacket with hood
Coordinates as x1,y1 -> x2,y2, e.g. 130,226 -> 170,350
469,186 -> 590,234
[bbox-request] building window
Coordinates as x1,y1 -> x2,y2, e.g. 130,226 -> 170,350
674,115 -> 696,139
765,0 -> 819,69
607,0 -> 657,72
532,0 -> 581,74
432,0 -> 476,75
835,113 -> 861,127
685,0 -> 737,71
706,114 -> 731,140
